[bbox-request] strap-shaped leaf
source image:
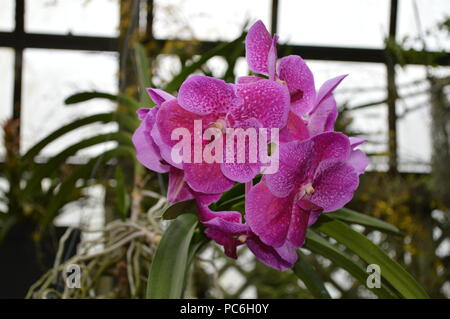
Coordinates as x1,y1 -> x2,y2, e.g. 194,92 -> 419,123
293,251 -> 331,299
305,230 -> 399,299
23,132 -> 132,198
158,199 -> 196,219
23,112 -> 136,161
64,91 -> 141,113
134,43 -> 153,105
313,216 -> 429,299
327,208 -> 402,235
147,213 -> 198,299
41,146 -> 135,228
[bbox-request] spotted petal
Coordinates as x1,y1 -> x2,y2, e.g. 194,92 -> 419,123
307,94 -> 338,136
178,75 -> 242,115
183,161 -> 234,194
315,74 -> 347,108
279,111 -> 309,143
247,235 -> 296,271
265,139 -> 314,198
278,55 -> 316,115
146,88 -> 175,106
132,107 -> 170,173
246,180 -> 296,247
245,20 -> 273,75
310,159 -> 359,212
233,79 -> 289,128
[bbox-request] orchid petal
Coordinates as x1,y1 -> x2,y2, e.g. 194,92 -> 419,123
307,94 -> 338,136
246,180 -> 296,247
132,107 -> 170,173
310,159 -> 359,212
245,20 -> 273,75
236,76 -> 263,84
313,74 -> 347,111
146,88 -> 175,106
286,203 -> 310,247
279,111 -> 309,143
178,75 -> 241,115
278,55 -> 316,115
349,137 -> 366,149
247,236 -> 295,271
183,162 -> 234,194
268,34 -> 278,80
233,79 -> 289,128
221,117 -> 262,183
311,132 -> 352,164
155,99 -> 216,149
167,168 -> 194,203
348,149 -> 370,175
265,139 -> 314,198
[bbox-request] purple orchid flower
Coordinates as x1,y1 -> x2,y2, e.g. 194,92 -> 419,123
154,74 -> 290,194
133,89 -> 219,204
245,20 -> 316,115
196,203 -> 297,271
246,131 -> 369,250
132,89 -> 174,174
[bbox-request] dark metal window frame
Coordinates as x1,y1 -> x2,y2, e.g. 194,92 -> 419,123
0,0 -> 448,172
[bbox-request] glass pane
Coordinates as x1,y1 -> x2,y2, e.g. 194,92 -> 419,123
398,0 -> 450,51
22,49 -> 119,157
25,0 -> 119,37
0,48 -> 14,158
396,65 -> 450,172
0,0 -> 14,31
279,0 -> 390,48
154,0 -> 271,41
306,60 -> 388,171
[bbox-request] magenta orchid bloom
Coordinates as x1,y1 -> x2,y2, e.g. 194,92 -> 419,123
133,89 -> 219,204
131,19 -> 369,272
132,89 -> 174,174
154,75 -> 289,194
246,132 -> 369,249
245,20 -> 316,115
196,203 -> 297,271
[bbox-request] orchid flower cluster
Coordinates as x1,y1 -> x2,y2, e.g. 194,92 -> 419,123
132,20 -> 369,271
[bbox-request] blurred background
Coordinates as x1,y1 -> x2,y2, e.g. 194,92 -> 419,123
0,0 -> 449,299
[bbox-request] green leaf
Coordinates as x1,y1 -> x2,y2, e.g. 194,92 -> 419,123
22,112 -> 135,161
115,167 -> 130,221
292,251 -> 331,299
304,230 -> 399,299
41,146 -> 135,228
23,132 -> 132,198
64,91 -> 141,113
134,43 -> 153,105
146,213 -> 198,299
215,183 -> 245,207
159,199 -> 196,220
216,194 -> 245,210
313,216 -> 429,299
327,208 -> 402,235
